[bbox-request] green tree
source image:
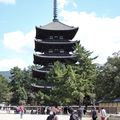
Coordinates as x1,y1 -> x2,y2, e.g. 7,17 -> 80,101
73,42 -> 97,106
96,51 -> 120,101
45,42 -> 97,106
9,66 -> 38,105
46,62 -> 69,105
0,75 -> 10,103
9,67 -> 28,104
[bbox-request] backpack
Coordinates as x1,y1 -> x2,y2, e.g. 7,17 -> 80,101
46,115 -> 54,120
70,113 -> 79,120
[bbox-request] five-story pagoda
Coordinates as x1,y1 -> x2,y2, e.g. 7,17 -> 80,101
33,0 -> 79,80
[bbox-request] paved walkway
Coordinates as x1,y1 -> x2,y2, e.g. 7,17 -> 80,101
0,114 -> 92,120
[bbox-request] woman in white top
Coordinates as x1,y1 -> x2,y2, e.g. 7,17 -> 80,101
100,108 -> 107,120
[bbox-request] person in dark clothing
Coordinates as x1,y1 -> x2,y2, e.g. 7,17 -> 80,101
91,107 -> 97,120
77,106 -> 83,120
46,111 -> 58,120
69,108 -> 79,120
83,107 -> 87,115
63,106 -> 68,114
46,111 -> 54,120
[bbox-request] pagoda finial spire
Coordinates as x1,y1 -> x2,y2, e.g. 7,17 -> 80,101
53,0 -> 58,22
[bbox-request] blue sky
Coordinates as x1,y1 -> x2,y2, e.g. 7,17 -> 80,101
0,0 -> 120,71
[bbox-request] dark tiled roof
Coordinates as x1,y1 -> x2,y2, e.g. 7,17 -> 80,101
31,84 -> 52,89
35,54 -> 76,58
39,20 -> 78,31
113,98 -> 120,102
33,68 -> 49,73
35,40 -> 76,44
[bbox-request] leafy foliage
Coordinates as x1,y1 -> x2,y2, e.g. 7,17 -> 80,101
96,51 -> 120,101
9,66 -> 34,105
0,75 -> 10,102
44,42 -> 97,106
74,43 -> 97,105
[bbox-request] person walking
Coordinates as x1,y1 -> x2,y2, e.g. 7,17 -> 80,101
77,106 -> 83,120
69,109 -> 79,120
46,111 -> 54,120
91,107 -> 97,120
18,103 -> 24,119
100,107 -> 107,120
53,112 -> 58,120
46,111 -> 58,120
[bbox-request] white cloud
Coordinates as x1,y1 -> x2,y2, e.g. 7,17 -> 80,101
2,10 -> 120,69
3,30 -> 35,53
1,0 -> 120,71
60,10 -> 120,64
58,0 -> 67,9
1,30 -> 35,70
0,0 -> 16,4
0,58 -> 28,71
73,2 -> 77,8
58,0 -> 77,9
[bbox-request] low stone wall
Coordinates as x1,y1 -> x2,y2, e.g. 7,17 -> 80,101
108,114 -> 120,120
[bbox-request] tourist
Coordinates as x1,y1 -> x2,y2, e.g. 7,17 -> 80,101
53,112 -> 58,120
91,107 -> 97,120
18,103 -> 24,119
46,111 -> 58,120
77,106 -> 83,120
100,107 -> 107,120
46,111 -> 54,120
83,106 -> 87,115
69,109 -> 79,120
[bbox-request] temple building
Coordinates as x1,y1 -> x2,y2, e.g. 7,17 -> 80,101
32,0 -> 79,81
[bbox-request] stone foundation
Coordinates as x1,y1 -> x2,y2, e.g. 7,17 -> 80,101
108,114 -> 120,120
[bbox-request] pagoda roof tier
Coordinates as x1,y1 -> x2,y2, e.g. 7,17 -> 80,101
35,40 -> 76,52
35,24 -> 78,40
31,83 -> 52,89
35,39 -> 76,44
32,68 -> 49,79
33,54 -> 77,65
38,21 -> 78,31
34,53 -> 76,58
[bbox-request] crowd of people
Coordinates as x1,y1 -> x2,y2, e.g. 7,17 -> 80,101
1,104 -> 108,120
46,106 -> 107,120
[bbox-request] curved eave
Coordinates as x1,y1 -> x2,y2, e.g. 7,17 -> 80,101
32,69 -> 49,79
33,54 -> 77,65
37,21 -> 78,31
35,39 -> 76,44
35,27 -> 78,40
34,54 -> 76,58
31,84 -> 52,89
34,68 -> 49,73
34,40 -> 76,52
36,26 -> 78,32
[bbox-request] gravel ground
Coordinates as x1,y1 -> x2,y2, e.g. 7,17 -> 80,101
0,114 -> 92,120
